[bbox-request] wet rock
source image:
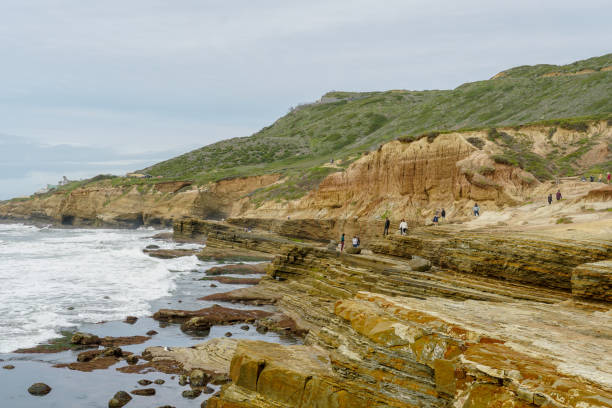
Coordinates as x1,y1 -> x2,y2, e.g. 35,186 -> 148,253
100,335 -> 150,347
201,402 -> 207,408
224,332 -> 232,337
178,374 -> 189,386
210,283 -> 217,288
201,276 -> 261,285
125,355 -> 139,365
205,263 -> 268,276
77,349 -> 102,362
104,296 -> 110,299
27,383 -> 51,396
209,373 -> 231,385
240,325 -> 250,331
108,391 -> 132,408
202,386 -> 215,394
3,364 -> 15,369
67,306 -> 75,310
182,389 -> 202,399
255,325 -> 268,334
124,316 -> 138,324
153,304 -> 273,334
145,244 -> 160,250
130,388 -> 155,396
154,379 -> 165,385
144,248 -> 197,259
102,347 -> 123,357
70,332 -> 101,345
137,379 -> 152,386
146,330 -> 158,336
189,369 -> 209,387
157,406 -> 175,408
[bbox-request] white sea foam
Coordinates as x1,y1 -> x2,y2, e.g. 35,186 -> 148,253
0,224 -> 200,353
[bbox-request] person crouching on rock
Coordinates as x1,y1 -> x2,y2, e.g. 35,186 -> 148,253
399,219 -> 408,235
548,193 -> 552,205
340,233 -> 345,252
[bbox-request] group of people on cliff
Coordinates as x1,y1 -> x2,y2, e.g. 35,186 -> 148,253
580,172 -> 611,184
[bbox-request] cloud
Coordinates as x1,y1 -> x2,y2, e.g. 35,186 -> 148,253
0,0 -> 610,198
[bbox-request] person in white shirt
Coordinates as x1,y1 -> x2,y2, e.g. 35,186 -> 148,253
399,219 -> 408,235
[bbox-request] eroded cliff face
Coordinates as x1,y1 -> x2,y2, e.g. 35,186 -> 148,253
0,175 -> 280,227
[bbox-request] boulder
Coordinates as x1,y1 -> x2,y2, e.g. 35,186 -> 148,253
327,240 -> 338,250
146,330 -> 158,336
154,379 -> 165,385
182,389 -> 202,399
131,388 -> 155,396
108,391 -> 132,408
125,355 -> 139,365
137,379 -> 152,386
124,316 -> 138,324
27,383 -> 51,396
2,364 -> 15,369
572,260 -> 612,302
71,332 -> 100,345
189,369 -> 209,386
345,247 -> 361,254
408,256 -> 432,272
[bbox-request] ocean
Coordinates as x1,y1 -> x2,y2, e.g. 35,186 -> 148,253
0,223 -> 200,353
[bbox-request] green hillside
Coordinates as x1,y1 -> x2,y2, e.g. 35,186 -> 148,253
141,53 -> 612,199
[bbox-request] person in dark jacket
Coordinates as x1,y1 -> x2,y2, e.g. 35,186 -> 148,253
441,208 -> 446,219
556,190 -> 562,201
383,218 -> 390,236
548,193 -> 553,205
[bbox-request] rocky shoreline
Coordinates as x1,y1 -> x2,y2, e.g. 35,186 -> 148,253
1,215 -> 610,408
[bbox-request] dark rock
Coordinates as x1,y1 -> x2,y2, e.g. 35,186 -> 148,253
108,391 -> 132,408
178,374 -> 189,386
146,330 -> 158,336
124,316 -> 138,324
145,244 -> 160,250
131,388 -> 155,396
125,355 -> 139,365
104,296 -> 110,299
189,369 -> 209,387
345,247 -> 361,254
154,379 -> 165,385
3,364 -> 15,369
102,347 -> 123,357
224,332 -> 232,337
201,402 -> 207,408
137,379 -> 152,386
256,325 -> 269,334
67,306 -> 75,310
240,325 -> 250,331
77,349 -> 102,362
27,383 -> 51,396
182,389 -> 202,399
157,406 -> 176,408
210,284 -> 217,288
71,332 -> 100,345
202,386 -> 215,394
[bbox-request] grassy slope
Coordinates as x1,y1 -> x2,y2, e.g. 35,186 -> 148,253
142,54 -> 612,197
24,54 -> 609,203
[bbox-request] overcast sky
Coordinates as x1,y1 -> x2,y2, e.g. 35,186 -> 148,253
1,0 -> 611,198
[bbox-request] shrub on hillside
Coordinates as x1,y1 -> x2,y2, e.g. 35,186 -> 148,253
492,155 -> 519,166
467,137 -> 485,149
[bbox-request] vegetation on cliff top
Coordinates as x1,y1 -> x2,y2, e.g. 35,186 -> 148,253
139,54 -> 611,199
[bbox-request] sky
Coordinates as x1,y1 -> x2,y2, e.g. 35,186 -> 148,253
1,0 -> 611,199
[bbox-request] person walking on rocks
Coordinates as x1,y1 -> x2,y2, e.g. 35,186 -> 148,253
547,193 -> 552,205
441,208 -> 446,220
383,218 -> 390,236
556,190 -> 562,201
340,233 -> 345,252
599,173 -> 603,183
473,203 -> 480,217
432,213 -> 439,226
399,219 -> 408,235
608,172 -> 611,184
